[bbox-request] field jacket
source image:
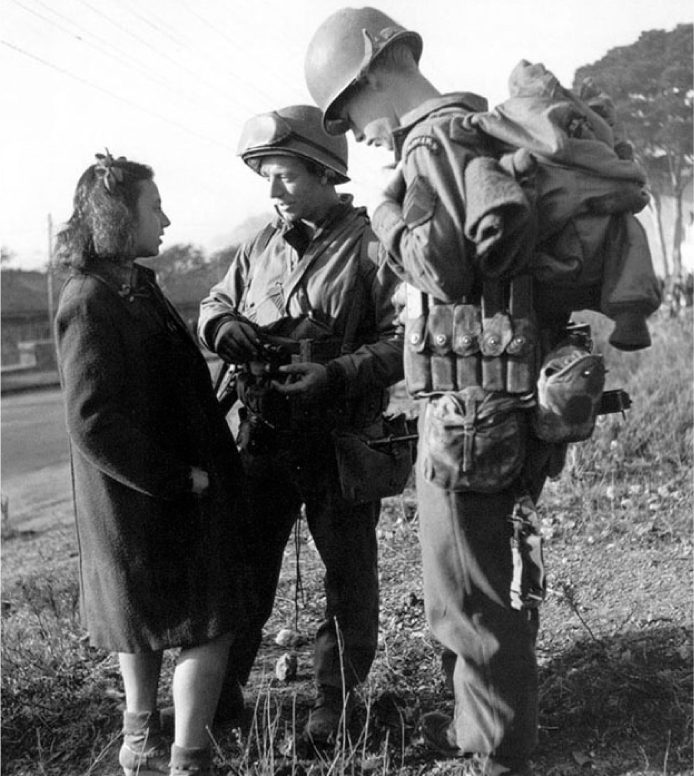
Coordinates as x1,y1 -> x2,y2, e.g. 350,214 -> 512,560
198,196 -> 404,431
371,93 -> 536,305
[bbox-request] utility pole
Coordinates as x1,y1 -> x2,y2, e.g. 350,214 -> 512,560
47,214 -> 55,323
47,214 -> 58,365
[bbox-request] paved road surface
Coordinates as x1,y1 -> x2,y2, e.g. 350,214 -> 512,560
1,388 -> 73,528
2,389 -> 70,477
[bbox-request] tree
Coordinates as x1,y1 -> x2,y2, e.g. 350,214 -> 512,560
210,245 -> 240,283
140,243 -> 223,307
574,24 -> 693,277
143,243 -> 208,281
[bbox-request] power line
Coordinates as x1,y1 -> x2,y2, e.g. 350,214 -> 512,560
74,0 -> 173,62
7,0 -> 238,121
0,38 -> 237,152
70,0 -> 274,123
165,0 -> 306,107
115,0 -> 188,48
7,0 -> 306,135
72,0 -> 233,104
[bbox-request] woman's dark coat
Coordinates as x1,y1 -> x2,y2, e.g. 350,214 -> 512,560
55,258 -> 249,652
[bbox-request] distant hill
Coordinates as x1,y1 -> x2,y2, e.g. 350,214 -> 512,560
207,212 -> 273,254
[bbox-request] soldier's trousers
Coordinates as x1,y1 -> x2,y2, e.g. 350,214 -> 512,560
226,441 -> 380,692
416,443 -> 550,765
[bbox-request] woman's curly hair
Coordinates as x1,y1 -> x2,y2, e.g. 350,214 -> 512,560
55,154 -> 154,270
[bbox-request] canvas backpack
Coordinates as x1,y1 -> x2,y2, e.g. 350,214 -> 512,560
469,59 -> 661,351
403,61 -> 656,460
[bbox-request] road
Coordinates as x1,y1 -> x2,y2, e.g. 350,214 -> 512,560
0,375 -> 231,531
2,388 -> 70,478
1,388 -> 73,528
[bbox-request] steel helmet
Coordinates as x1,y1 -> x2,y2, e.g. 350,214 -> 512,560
236,105 -> 349,183
304,7 -> 423,134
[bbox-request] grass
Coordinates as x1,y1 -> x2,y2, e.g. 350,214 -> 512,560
1,310 -> 692,776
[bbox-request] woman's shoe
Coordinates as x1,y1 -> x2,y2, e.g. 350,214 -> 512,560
119,710 -> 170,776
168,744 -> 212,776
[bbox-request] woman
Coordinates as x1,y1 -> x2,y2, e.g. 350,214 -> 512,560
55,151 -> 247,776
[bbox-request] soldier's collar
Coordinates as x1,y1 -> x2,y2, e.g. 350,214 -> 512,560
392,92 -> 488,159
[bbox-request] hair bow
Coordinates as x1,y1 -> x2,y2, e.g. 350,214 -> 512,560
94,148 -> 126,192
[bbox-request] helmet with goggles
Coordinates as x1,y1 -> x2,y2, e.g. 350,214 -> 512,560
304,7 -> 423,135
237,104 -> 349,183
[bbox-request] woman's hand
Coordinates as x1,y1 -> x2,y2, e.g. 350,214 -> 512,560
190,466 -> 210,495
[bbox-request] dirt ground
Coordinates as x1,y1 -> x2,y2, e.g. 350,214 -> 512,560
2,381 -> 692,775
3,472 -> 691,776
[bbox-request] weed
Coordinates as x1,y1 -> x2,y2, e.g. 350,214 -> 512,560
2,312 -> 692,775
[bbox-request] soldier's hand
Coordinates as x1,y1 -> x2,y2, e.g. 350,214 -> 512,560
214,320 -> 262,363
392,282 -> 407,326
271,362 -> 328,397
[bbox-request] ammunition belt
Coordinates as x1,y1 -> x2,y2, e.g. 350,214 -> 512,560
404,276 -> 539,396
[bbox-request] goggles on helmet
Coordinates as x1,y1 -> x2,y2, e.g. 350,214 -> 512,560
238,112 -> 295,156
237,110 -> 348,181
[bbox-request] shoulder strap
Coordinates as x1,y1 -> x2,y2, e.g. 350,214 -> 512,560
255,222 -> 276,254
340,232 -> 375,355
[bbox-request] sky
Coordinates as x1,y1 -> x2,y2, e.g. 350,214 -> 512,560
0,0 -> 692,271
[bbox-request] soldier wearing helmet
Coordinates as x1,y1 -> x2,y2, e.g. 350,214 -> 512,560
305,9 -> 568,776
197,104 -> 404,745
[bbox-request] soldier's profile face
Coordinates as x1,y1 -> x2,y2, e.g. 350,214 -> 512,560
342,87 -> 396,150
258,155 -> 333,225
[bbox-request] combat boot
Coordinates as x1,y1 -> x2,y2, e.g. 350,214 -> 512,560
419,711 -> 462,757
304,685 -> 353,745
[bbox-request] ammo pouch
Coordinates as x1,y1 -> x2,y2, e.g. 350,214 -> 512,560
332,413 -> 414,504
421,386 -> 534,493
404,276 -> 538,397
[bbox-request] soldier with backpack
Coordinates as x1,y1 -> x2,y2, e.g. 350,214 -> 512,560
303,8 -> 653,774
